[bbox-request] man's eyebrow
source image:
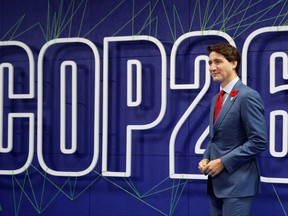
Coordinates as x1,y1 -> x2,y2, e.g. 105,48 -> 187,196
209,58 -> 224,62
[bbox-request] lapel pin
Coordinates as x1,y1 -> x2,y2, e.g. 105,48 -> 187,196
230,89 -> 238,101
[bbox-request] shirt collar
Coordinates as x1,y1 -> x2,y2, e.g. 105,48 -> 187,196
222,76 -> 239,94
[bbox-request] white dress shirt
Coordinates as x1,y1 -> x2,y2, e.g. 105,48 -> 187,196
221,76 -> 239,105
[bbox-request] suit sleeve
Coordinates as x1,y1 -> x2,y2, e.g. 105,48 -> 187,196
203,98 -> 216,161
220,90 -> 267,173
203,138 -> 211,160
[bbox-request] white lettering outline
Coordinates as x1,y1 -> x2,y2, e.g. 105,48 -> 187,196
270,52 -> 288,94
169,30 -> 236,179
127,60 -> 142,107
0,41 -> 34,175
37,38 -> 100,177
102,36 -> 167,177
60,61 -> 78,154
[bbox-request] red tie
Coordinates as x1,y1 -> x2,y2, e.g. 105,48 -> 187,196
214,90 -> 225,123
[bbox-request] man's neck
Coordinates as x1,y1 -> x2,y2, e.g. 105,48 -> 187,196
220,74 -> 238,88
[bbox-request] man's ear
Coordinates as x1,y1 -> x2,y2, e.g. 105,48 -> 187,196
231,61 -> 237,70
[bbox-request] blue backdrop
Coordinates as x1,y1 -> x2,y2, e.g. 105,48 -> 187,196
1,0 -> 288,215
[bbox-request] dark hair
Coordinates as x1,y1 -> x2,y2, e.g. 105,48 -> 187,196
207,43 -> 241,75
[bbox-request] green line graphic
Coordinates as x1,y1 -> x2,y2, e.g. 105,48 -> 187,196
272,184 -> 288,216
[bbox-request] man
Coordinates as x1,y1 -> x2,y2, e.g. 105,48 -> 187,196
198,43 -> 267,216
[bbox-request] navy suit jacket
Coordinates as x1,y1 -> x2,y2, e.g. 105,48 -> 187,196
203,80 -> 267,198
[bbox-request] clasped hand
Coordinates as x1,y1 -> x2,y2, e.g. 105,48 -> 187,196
198,158 -> 224,177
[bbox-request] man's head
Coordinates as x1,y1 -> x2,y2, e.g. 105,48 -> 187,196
207,43 -> 240,87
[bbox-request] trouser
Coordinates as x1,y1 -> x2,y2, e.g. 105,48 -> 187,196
209,192 -> 254,216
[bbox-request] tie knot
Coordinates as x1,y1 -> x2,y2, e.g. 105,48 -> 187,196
220,90 -> 225,96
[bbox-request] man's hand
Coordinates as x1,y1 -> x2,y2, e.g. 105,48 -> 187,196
199,158 -> 224,177
198,159 -> 209,174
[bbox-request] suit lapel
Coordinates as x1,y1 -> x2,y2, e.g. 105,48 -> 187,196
209,95 -> 217,138
212,80 -> 243,138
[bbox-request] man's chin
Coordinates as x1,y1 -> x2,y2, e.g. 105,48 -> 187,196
212,77 -> 222,83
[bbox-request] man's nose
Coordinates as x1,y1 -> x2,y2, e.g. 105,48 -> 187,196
209,63 -> 217,70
